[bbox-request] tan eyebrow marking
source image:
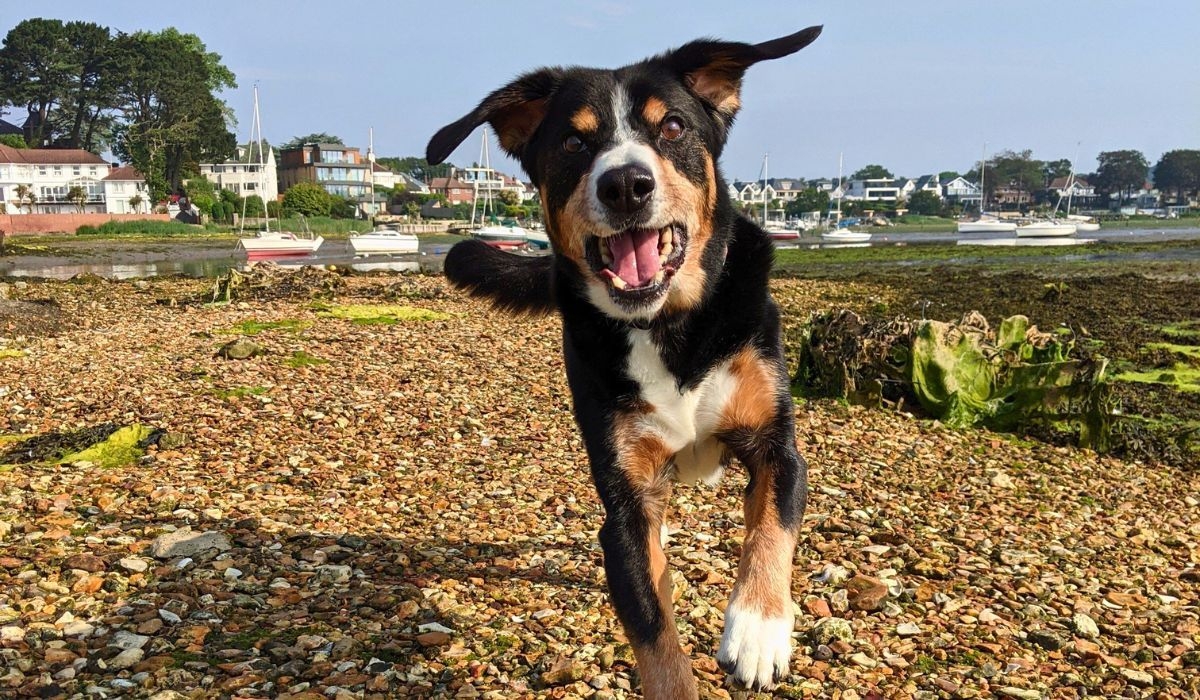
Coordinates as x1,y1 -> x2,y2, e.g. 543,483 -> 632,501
642,96 -> 669,125
570,106 -> 600,133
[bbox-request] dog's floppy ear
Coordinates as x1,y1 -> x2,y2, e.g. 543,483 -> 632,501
667,25 -> 822,120
427,68 -> 563,164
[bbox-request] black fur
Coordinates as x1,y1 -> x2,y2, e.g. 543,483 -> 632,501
443,240 -> 555,315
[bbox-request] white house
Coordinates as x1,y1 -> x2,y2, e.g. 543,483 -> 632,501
910,175 -> 942,199
1048,176 -> 1097,205
0,144 -> 144,214
842,177 -> 904,201
198,143 -> 278,198
102,166 -> 150,214
940,176 -> 981,207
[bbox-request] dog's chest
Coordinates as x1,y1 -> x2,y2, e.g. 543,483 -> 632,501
624,330 -> 735,483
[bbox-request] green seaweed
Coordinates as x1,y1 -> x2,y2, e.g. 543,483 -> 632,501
57,424 -> 155,468
284,351 -> 328,368
211,386 -> 270,400
1113,364 -> 1200,393
314,303 -> 451,325
219,318 -> 309,336
1161,321 -> 1200,340
0,349 -> 26,360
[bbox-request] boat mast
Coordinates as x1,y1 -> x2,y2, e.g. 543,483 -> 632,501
1065,140 -> 1081,217
253,85 -> 270,233
762,153 -> 768,225
367,126 -> 375,221
836,152 -> 843,224
979,142 -> 987,216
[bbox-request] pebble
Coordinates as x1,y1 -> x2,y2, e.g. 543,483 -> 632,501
109,631 -> 150,650
896,622 -> 922,637
1120,668 -> 1155,687
107,648 -> 144,670
118,557 -> 149,573
1070,612 -> 1100,639
811,617 -> 853,646
149,528 -> 231,559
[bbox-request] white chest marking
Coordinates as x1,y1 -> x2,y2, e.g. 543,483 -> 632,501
625,330 -> 735,485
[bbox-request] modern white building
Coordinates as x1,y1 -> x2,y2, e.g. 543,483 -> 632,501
198,143 -> 278,199
103,165 -> 151,214
0,144 -> 145,214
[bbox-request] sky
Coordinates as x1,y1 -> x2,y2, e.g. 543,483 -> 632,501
1,1 -> 1198,183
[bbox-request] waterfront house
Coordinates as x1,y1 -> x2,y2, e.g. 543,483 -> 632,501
911,175 -> 942,199
1048,176 -> 1097,206
278,143 -> 371,200
198,143 -> 279,200
841,177 -> 904,202
941,176 -> 982,207
0,145 -> 111,214
429,174 -> 476,205
102,166 -> 150,214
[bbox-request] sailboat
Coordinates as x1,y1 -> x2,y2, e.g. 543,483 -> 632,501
759,154 -> 798,241
236,86 -> 324,259
348,127 -> 419,255
1060,144 -> 1099,232
470,130 -> 528,249
822,153 -> 871,243
957,143 -> 1018,233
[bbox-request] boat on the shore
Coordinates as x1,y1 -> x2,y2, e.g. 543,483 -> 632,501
958,214 -> 1017,233
348,227 -> 419,256
1015,220 -> 1078,238
821,229 -> 873,243
525,228 -> 550,249
474,224 -> 528,249
1067,214 -> 1100,232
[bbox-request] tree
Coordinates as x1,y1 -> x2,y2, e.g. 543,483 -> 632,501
985,150 -> 1044,208
0,19 -> 70,148
1153,149 -> 1200,204
852,164 -> 893,180
376,156 -> 454,182
280,132 -> 343,150
1042,158 -> 1073,186
905,190 -> 941,216
128,193 -> 143,213
1093,150 -> 1149,205
14,184 -> 35,213
938,171 -> 959,183
281,182 -> 331,217
784,188 -> 829,217
242,195 -> 265,218
0,134 -> 26,148
110,28 -> 237,201
496,189 -> 520,207
66,185 -> 87,212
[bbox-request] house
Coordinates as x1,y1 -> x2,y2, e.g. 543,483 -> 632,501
841,177 -> 904,201
370,162 -> 401,190
198,143 -> 278,200
278,143 -> 371,199
393,172 -> 430,195
991,184 -> 1032,208
941,176 -> 981,206
0,119 -> 22,138
1047,176 -> 1097,206
102,166 -> 150,214
911,175 -> 942,199
428,175 -> 475,205
0,144 -> 111,214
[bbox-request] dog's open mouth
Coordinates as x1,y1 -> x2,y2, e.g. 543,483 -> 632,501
587,225 -> 687,302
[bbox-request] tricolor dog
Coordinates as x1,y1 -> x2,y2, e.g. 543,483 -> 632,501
427,26 -> 822,697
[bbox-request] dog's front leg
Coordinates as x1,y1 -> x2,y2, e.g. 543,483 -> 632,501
588,421 -> 698,700
716,367 -> 807,690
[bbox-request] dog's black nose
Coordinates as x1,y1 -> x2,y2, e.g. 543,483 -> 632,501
596,164 -> 655,216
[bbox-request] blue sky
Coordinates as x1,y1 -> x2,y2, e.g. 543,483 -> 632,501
2,1 -> 1197,182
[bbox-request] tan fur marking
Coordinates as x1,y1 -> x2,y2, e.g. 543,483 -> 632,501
610,414 -> 697,699
642,96 -> 669,126
719,348 -> 778,432
570,105 -> 600,134
687,61 -> 744,117
663,153 -> 716,315
549,177 -> 590,266
733,472 -> 797,619
494,98 -> 550,153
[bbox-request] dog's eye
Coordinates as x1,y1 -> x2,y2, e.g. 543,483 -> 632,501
660,117 -> 685,141
563,134 -> 586,154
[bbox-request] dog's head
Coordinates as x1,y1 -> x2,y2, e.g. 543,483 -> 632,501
427,27 -> 822,321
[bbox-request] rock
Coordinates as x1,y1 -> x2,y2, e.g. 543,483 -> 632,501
1028,629 -> 1067,651
849,652 -> 877,668
63,553 -> 107,573
1070,613 -> 1099,639
158,609 -> 182,625
811,617 -> 854,646
829,588 -> 849,614
216,338 -> 265,360
1120,668 -> 1154,687
814,563 -> 850,585
62,621 -> 95,638
149,528 -> 231,559
541,657 -> 586,686
997,688 -> 1042,700
118,557 -> 149,573
315,565 -> 352,584
107,648 -> 144,670
109,631 -> 150,650
991,472 -> 1016,489
845,575 -> 888,611
896,622 -> 922,637
0,626 -> 24,643
804,597 -> 832,618
416,631 -> 450,646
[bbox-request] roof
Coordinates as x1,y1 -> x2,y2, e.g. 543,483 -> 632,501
429,177 -> 472,189
103,165 -> 144,181
0,144 -> 107,165
370,162 -> 393,173
1049,176 -> 1090,188
0,119 -> 22,136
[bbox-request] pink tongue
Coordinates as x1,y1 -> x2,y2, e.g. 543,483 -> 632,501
608,229 -> 662,287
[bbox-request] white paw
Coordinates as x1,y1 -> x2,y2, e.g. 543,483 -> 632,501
716,600 -> 793,690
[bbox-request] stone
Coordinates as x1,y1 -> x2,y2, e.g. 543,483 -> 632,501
1071,613 -> 1099,639
158,609 -> 182,625
315,565 -> 352,584
811,617 -> 854,646
896,622 -> 922,637
1120,668 -> 1154,687
107,648 -> 144,670
845,575 -> 889,611
416,631 -> 450,646
149,528 -> 231,559
63,553 -> 107,573
1,626 -> 24,643
997,688 -> 1042,700
216,338 -> 265,360
118,557 -> 149,573
109,631 -> 150,650
1028,629 -> 1066,651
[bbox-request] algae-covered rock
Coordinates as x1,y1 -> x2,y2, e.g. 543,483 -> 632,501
216,338 -> 265,360
57,424 -> 156,468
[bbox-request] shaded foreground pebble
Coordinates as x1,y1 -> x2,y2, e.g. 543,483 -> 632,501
0,273 -> 1197,698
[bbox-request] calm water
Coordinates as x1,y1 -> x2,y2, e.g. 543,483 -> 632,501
3,228 -> 1198,280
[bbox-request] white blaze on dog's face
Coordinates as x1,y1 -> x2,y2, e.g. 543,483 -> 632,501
425,27 -> 824,321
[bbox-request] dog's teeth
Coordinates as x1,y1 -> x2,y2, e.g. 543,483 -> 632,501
661,243 -> 673,257
653,270 -> 664,284
659,254 -> 668,264
600,247 -> 612,263
610,276 -> 627,290
660,228 -> 673,245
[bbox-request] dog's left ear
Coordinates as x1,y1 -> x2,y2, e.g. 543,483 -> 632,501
427,68 -> 563,164
667,25 -> 823,121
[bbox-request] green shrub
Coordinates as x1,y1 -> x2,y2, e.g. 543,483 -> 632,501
76,219 -> 204,236
76,224 -> 100,235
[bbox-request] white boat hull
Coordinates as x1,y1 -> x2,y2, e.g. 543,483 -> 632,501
957,220 -> 1018,233
1016,221 -> 1077,238
821,230 -> 872,243
525,230 -> 550,249
237,235 -> 324,259
348,233 -> 419,256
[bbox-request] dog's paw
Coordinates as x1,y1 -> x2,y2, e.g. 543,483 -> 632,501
716,601 -> 793,690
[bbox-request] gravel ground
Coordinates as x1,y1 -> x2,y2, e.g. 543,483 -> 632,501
0,274 -> 1197,699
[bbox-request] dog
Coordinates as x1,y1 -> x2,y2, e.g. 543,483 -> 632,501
426,26 -> 822,698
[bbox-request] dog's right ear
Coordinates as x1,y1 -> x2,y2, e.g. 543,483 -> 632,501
426,68 -> 563,164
